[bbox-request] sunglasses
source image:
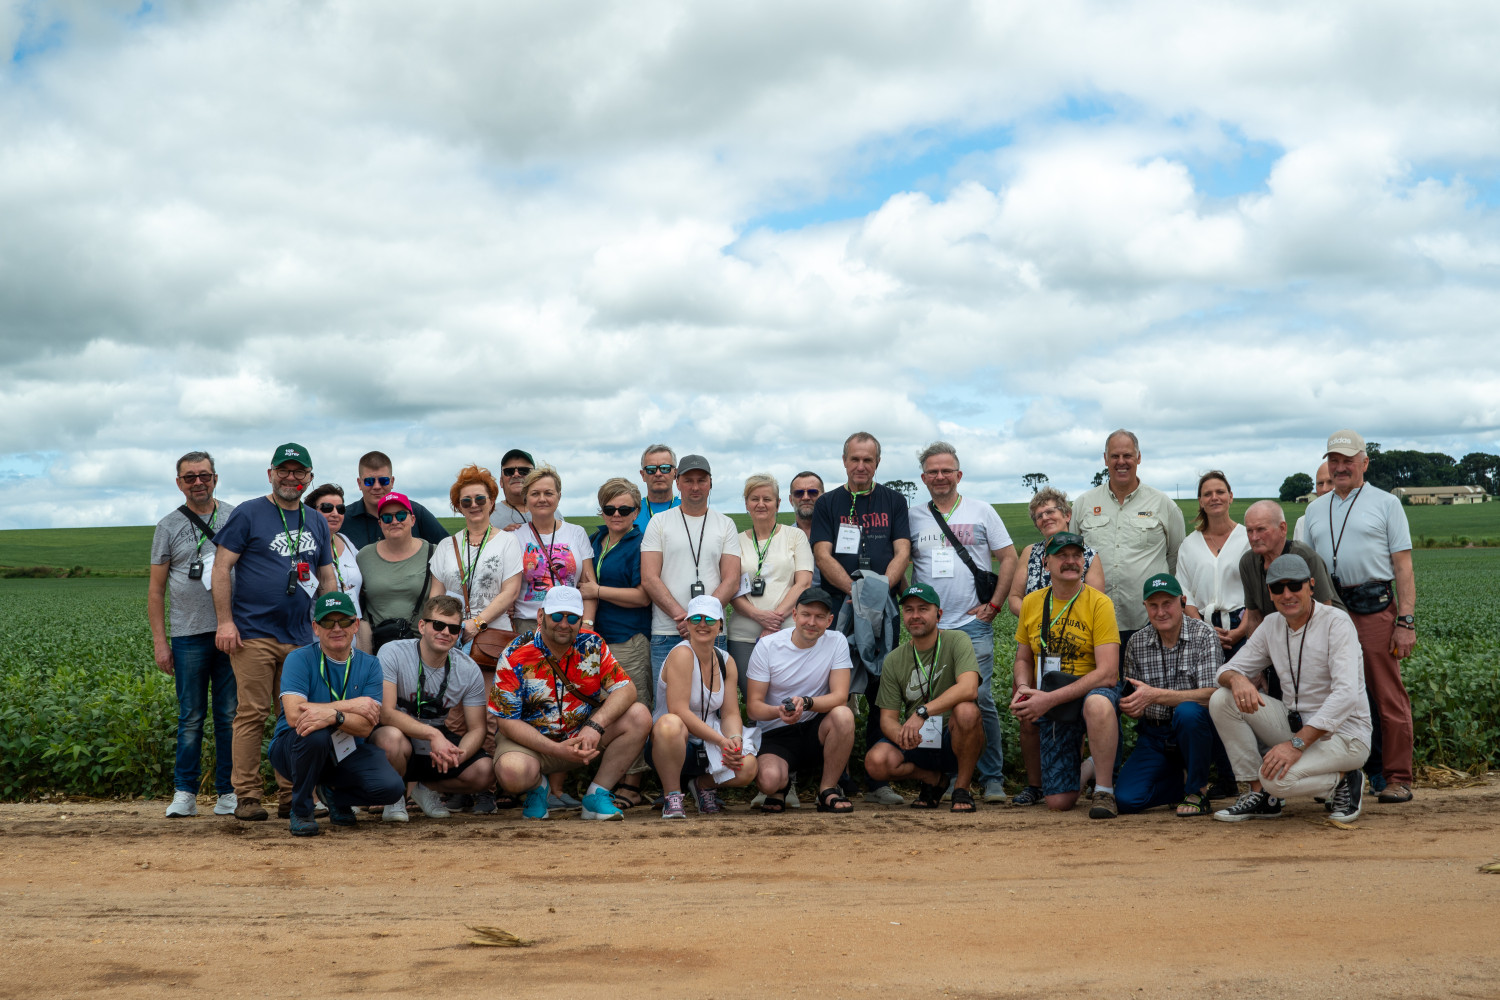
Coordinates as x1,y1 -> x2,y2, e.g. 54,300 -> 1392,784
600,504 -> 638,517
320,616 -> 356,630
791,488 -> 821,498
178,472 -> 216,483
423,618 -> 464,635
547,612 -> 581,624
317,502 -> 346,514
361,476 -> 393,488
1268,579 -> 1310,595
502,466 -> 532,478
380,511 -> 411,523
641,464 -> 674,474
459,495 -> 489,508
686,614 -> 718,624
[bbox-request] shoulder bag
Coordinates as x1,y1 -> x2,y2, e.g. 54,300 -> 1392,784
928,500 -> 1000,602
452,533 -> 519,669
370,541 -> 432,652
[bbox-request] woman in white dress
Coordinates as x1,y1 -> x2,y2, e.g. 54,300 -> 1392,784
1176,470 -> 1251,655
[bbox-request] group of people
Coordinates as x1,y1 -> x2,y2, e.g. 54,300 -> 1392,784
148,427 -> 1419,835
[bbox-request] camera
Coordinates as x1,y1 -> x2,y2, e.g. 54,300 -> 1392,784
285,567 -> 299,596
296,561 -> 311,582
781,697 -> 798,713
187,559 -> 204,581
1286,710 -> 1303,731
689,580 -> 705,599
750,577 -> 766,597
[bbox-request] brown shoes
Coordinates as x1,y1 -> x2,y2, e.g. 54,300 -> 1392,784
234,798 -> 269,821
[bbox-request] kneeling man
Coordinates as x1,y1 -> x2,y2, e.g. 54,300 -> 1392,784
269,593 -> 404,837
1210,555 -> 1371,823
865,584 -> 983,812
488,586 -> 651,821
372,596 -> 494,822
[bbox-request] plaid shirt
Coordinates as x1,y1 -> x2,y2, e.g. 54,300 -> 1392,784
1123,616 -> 1224,723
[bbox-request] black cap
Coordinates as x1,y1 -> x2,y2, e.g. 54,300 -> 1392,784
677,454 -> 711,476
796,587 -> 833,610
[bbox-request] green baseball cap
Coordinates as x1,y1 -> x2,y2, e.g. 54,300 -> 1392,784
899,582 -> 941,606
1142,573 -> 1183,599
313,591 -> 358,622
1045,531 -> 1086,556
272,442 -> 312,469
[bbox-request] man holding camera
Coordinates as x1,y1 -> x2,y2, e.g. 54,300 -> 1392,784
213,443 -> 337,821
1010,532 -> 1122,818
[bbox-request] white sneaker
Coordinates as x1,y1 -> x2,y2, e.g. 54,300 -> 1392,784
382,798 -> 410,823
213,793 -> 237,816
410,783 -> 451,818
165,791 -> 197,817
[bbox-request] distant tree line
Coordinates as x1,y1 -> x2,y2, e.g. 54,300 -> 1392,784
1280,445 -> 1499,501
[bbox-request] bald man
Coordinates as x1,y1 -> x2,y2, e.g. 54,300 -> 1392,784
1239,500 -> 1344,643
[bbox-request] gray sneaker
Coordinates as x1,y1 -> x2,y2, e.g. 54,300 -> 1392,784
864,785 -> 906,806
983,779 -> 1008,804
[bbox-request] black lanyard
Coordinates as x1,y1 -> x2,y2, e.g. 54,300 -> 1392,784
462,527 -> 491,587
846,488 -> 871,564
680,509 -> 708,580
1326,485 -> 1364,580
1154,626 -> 1184,685
696,646 -> 723,724
319,650 -> 351,701
1283,603 -> 1315,713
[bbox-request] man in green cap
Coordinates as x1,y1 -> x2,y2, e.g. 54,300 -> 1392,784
212,443 -> 338,821
864,584 -> 985,812
1115,573 -> 1226,816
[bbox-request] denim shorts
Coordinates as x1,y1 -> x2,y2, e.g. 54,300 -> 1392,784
1039,683 -> 1120,797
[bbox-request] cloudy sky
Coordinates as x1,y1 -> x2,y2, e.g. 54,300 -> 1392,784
3,1 -> 1498,528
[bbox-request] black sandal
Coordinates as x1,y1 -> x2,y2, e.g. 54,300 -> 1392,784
610,782 -> 647,809
758,796 -> 786,813
949,788 -> 976,813
910,782 -> 943,809
816,787 -> 853,814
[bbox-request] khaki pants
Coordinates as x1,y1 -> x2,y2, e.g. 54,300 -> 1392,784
609,633 -> 652,775
1208,687 -> 1369,800
230,637 -> 296,804
494,733 -> 587,776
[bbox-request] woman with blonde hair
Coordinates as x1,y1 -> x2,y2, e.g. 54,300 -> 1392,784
513,466 -> 597,633
727,473 -> 813,672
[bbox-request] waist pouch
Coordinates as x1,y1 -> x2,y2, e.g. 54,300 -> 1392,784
1336,579 -> 1393,616
1040,670 -> 1084,723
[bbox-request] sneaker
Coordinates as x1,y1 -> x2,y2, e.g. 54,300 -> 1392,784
940,777 -> 957,802
983,779 -> 1008,804
1213,789 -> 1284,823
581,788 -> 624,821
1010,785 -> 1045,807
1329,769 -> 1364,823
785,779 -> 801,809
691,781 -> 722,815
316,784 -> 358,827
1088,790 -> 1118,819
548,792 -> 582,811
661,790 -> 687,820
472,791 -> 498,814
749,791 -> 768,809
313,799 -> 329,817
165,791 -> 197,818
522,782 -> 550,820
382,798 -> 410,823
234,798 -> 268,822
864,785 -> 906,806
410,783 -> 452,819
443,793 -> 473,813
288,812 -> 320,837
213,793 -> 237,816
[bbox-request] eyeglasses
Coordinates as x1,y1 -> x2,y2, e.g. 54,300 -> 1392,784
641,464 -> 674,475
274,468 -> 313,481
177,472 -> 216,483
547,612 -> 581,624
1032,506 -> 1065,522
791,488 -> 821,498
361,476 -> 393,488
380,511 -> 411,524
1268,579 -> 1310,595
423,618 -> 464,635
317,502 -> 346,514
459,495 -> 489,508
502,466 -> 532,478
600,504 -> 638,517
686,614 -> 718,624
319,616 -> 356,630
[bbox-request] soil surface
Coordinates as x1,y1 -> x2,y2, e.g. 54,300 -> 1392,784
2,782 -> 1498,1000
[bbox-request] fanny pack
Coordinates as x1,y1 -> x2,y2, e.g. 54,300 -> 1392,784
1334,578 -> 1393,616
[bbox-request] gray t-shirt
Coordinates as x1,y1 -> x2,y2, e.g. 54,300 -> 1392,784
1302,483 -> 1412,586
150,500 -> 237,636
378,638 -> 486,717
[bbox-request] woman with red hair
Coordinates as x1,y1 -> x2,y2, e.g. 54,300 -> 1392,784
428,464 -> 524,646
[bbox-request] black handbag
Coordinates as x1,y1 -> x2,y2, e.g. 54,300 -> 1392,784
1040,669 -> 1084,723
927,501 -> 1000,601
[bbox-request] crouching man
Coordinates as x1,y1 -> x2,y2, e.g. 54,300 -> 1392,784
372,596 -> 495,822
1210,555 -> 1371,824
268,593 -> 404,837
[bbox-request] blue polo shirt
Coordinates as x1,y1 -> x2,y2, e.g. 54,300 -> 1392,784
272,643 -> 385,744
634,495 -> 681,532
590,524 -> 651,644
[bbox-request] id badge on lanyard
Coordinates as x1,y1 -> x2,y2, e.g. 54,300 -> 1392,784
930,547 -> 956,579
330,730 -> 356,762
918,713 -> 943,749
835,523 -> 861,555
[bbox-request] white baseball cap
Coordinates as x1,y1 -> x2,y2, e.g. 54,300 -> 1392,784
685,595 -> 724,621
542,585 -> 585,617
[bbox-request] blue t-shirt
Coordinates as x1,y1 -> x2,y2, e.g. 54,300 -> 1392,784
272,643 -> 385,744
634,495 -> 681,532
590,524 -> 651,644
216,496 -> 334,646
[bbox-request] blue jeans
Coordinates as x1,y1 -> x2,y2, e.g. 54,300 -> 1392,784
1115,701 -> 1217,813
951,618 -> 1003,784
170,632 -> 238,795
650,633 -> 726,693
268,728 -> 406,819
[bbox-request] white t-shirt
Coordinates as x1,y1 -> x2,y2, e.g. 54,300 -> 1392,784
378,638 -> 488,717
428,527 -> 524,630
1176,524 -> 1250,619
908,496 -> 1013,628
729,524 -> 815,642
641,506 -> 741,636
745,629 -> 852,733
513,520 -> 595,621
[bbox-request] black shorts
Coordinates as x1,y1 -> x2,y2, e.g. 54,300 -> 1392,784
875,730 -> 957,776
759,716 -> 827,773
402,725 -> 491,783
644,737 -> 712,783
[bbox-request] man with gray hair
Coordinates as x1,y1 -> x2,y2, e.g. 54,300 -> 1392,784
907,441 -> 1018,803
1070,429 -> 1185,645
635,443 -> 682,530
1240,500 -> 1343,644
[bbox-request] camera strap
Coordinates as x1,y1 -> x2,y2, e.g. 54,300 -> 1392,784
177,503 -> 219,554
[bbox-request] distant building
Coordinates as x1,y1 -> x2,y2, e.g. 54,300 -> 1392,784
1295,493 -> 1315,504
1390,485 -> 1490,505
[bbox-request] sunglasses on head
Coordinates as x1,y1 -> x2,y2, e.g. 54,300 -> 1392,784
317,502 -> 346,514
380,511 -> 411,524
686,614 -> 718,624
547,612 -> 581,624
601,504 -> 638,516
459,495 -> 489,508
361,476 -> 393,488
641,464 -> 674,475
502,466 -> 532,478
791,488 -> 821,498
1268,579 -> 1310,595
320,616 -> 356,630
423,618 -> 463,635
178,472 -> 216,483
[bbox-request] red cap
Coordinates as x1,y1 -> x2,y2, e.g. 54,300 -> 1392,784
377,491 -> 413,514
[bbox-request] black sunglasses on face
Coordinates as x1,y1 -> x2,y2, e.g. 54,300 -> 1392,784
459,495 -> 490,508
380,511 -> 411,524
1268,579 -> 1310,595
178,472 -> 216,483
361,476 -> 393,488
791,488 -> 820,498
502,466 -> 532,478
317,502 -> 346,514
600,504 -> 638,516
423,618 -> 463,635
641,464 -> 674,475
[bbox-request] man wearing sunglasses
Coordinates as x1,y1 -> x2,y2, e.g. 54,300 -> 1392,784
371,596 -> 495,821
268,592 -> 404,837
789,471 -> 824,586
1210,554 -> 1371,824
634,443 -> 682,531
213,443 -> 338,822
150,451 -> 239,818
491,448 -> 535,530
488,586 -> 651,820
338,449 -> 449,548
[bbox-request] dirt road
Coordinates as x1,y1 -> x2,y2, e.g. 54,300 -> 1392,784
2,783 -> 1498,999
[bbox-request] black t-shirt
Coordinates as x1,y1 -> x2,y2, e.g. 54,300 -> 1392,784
339,497 -> 450,549
809,484 -> 910,600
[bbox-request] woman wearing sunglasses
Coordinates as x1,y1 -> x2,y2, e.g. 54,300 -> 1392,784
305,483 -> 369,650
728,473 -> 814,673
513,467 -> 598,633
428,465 -> 524,648
649,596 -> 758,818
356,492 -> 433,652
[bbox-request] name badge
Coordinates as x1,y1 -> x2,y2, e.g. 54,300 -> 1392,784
330,730 -> 356,762
918,713 -> 944,749
1043,655 -> 1062,674
298,573 -> 318,599
835,523 -> 861,555
199,549 -> 216,591
930,547 -> 956,579
735,572 -> 753,599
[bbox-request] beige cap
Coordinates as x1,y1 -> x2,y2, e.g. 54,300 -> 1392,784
1324,429 -> 1366,458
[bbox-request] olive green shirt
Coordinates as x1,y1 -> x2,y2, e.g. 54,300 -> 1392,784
876,629 -> 979,723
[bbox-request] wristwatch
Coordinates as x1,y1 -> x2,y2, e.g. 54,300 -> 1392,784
1289,735 -> 1305,751
471,617 -> 487,632
915,705 -> 930,720
333,710 -> 346,731
1395,615 -> 1415,630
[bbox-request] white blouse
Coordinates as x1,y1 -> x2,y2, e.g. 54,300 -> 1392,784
1176,523 -> 1249,619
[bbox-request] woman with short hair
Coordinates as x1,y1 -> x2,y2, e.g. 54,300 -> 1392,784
513,466 -> 598,633
727,473 -> 813,671
356,492 -> 433,652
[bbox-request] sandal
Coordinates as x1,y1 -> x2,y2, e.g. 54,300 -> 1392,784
815,787 -> 854,814
610,782 -> 647,810
949,788 -> 976,813
1175,792 -> 1212,817
758,796 -> 785,814
910,782 -> 943,810
1377,783 -> 1413,803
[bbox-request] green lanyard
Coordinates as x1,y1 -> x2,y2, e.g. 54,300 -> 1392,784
595,534 -> 617,580
193,505 -> 219,554
939,495 -> 961,523
1040,586 -> 1083,654
275,501 -> 305,566
319,650 -> 351,701
461,527 -> 491,586
750,524 -> 777,576
331,541 -> 346,592
910,634 -> 943,708
645,497 -> 676,519
847,488 -> 871,519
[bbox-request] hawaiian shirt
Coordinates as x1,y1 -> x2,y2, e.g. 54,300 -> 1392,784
487,630 -> 630,739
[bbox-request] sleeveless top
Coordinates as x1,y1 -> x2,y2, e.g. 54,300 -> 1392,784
652,640 -> 725,727
1024,538 -> 1098,595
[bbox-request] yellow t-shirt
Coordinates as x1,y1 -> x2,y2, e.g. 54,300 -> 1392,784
1014,585 -> 1120,678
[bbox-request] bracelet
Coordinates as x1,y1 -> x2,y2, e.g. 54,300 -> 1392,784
583,720 -> 606,735
987,601 -> 1001,611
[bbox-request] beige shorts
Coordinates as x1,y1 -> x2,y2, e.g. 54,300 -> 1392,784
493,732 -> 586,776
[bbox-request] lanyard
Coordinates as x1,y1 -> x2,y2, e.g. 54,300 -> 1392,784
319,650 -> 351,701
1326,485 -> 1364,580
750,523 -> 777,576
680,509 -> 708,577
645,497 -> 676,519
462,527 -> 491,586
529,521 -> 561,586
696,646 -> 722,724
331,539 -> 346,592
1040,586 -> 1082,655
1154,626 -> 1184,684
416,653 -> 451,718
938,495 -> 961,523
275,500 -> 306,566
192,504 -> 219,555
595,531 -> 619,580
847,487 -> 871,520
1284,603 -> 1315,713
910,635 -> 943,708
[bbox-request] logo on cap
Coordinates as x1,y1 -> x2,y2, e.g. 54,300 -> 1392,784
1150,578 -> 1166,588
285,448 -> 298,456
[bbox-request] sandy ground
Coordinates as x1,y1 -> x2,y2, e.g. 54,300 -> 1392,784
2,782 -> 1499,1000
